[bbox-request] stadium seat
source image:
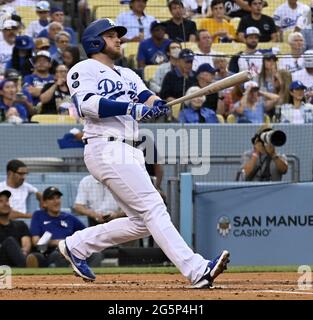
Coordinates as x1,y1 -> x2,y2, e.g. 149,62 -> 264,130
182,42 -> 199,52
31,114 -> 77,124
144,65 -> 158,83
122,42 -> 139,58
229,17 -> 241,31
95,5 -> 128,20
193,18 -> 204,30
258,42 -> 290,55
226,114 -> 236,123
216,114 -> 225,123
145,6 -> 171,20
211,43 -> 245,55
15,6 -> 38,28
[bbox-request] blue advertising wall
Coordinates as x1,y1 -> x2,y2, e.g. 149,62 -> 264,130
194,182 -> 313,265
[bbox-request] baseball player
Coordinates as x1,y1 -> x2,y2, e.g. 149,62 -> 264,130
58,18 -> 230,288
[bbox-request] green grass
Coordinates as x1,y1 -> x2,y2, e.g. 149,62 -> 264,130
11,265 -> 311,276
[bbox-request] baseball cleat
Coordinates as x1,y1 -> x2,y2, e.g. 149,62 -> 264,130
192,250 -> 230,289
58,240 -> 96,282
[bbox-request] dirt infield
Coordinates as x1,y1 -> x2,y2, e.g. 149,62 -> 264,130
0,272 -> 312,300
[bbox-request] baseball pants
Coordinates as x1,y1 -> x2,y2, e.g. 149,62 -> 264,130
66,139 -> 208,283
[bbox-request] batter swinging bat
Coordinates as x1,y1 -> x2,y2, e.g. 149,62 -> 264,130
166,70 -> 253,107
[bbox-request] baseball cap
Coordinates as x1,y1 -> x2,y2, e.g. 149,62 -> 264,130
35,37 -> 50,50
304,50 -> 313,68
42,186 -> 63,200
2,19 -> 19,30
36,1 -> 50,12
196,63 -> 217,75
50,7 -> 63,15
15,35 -> 34,50
178,48 -> 194,61
244,80 -> 259,90
150,20 -> 166,32
244,26 -> 260,38
4,68 -> 20,80
0,190 -> 11,198
34,50 -> 51,61
289,80 -> 307,90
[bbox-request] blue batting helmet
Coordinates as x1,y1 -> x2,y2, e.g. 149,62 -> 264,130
82,18 -> 127,56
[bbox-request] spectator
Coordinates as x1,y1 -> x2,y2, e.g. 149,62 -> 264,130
258,53 -> 278,93
163,0 -> 197,42
199,0 -> 236,43
0,79 -> 33,122
238,124 -> 288,181
178,85 -> 219,123
236,0 -> 278,43
292,50 -> 313,99
192,29 -> 220,71
137,21 -> 171,68
23,50 -> 54,108
39,64 -> 73,115
149,41 -> 182,94
37,7 -> 76,45
183,0 -> 209,17
0,159 -> 41,219
279,80 -> 313,123
228,26 -> 263,76
51,30 -> 71,65
0,19 -> 18,75
26,186 -> 97,268
34,37 -> 50,53
116,0 -> 155,42
234,80 -> 279,123
195,62 -> 220,112
74,175 -> 124,227
272,69 -> 293,120
213,55 -> 234,117
39,21 -> 64,55
5,35 -> 34,77
160,48 -> 197,103
273,0 -> 311,41
62,46 -> 81,70
0,190 -> 31,267
220,0 -> 250,19
279,32 -> 304,73
25,0 -> 50,38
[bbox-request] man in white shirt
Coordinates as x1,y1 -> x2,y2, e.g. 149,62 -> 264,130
279,32 -> 304,73
0,159 -> 42,219
25,1 -> 50,38
292,50 -> 313,97
273,0 -> 311,41
74,175 -> 124,227
115,0 -> 155,42
0,19 -> 18,75
192,29 -> 220,72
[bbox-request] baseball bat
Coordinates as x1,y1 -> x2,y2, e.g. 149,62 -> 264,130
166,70 -> 253,107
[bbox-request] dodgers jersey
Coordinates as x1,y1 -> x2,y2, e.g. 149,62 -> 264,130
67,59 -> 153,140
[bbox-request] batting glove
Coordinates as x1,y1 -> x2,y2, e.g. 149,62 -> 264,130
151,99 -> 170,118
127,102 -> 153,121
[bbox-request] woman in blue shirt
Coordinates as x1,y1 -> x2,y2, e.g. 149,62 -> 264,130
178,86 -> 219,123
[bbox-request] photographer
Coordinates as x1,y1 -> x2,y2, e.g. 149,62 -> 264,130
239,124 -> 288,181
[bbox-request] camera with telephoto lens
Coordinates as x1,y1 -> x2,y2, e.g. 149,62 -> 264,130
259,129 -> 286,147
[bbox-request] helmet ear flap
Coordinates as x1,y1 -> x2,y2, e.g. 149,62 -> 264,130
82,35 -> 106,56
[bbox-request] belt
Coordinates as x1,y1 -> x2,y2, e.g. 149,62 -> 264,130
83,137 -> 142,147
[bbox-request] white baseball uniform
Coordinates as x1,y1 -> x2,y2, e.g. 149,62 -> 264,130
65,58 -> 208,283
